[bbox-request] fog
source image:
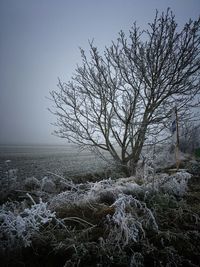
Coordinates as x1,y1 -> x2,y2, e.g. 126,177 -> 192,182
0,0 -> 199,144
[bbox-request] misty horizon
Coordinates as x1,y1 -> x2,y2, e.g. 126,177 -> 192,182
0,0 -> 200,145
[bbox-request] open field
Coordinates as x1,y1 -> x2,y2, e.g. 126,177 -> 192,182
0,144 -> 110,181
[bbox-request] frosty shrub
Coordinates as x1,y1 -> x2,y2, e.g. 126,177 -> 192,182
24,177 -> 41,191
41,176 -> 56,193
0,168 -> 197,266
0,198 -> 56,251
136,146 -> 172,182
185,160 -> 200,175
49,185 -> 89,212
49,178 -> 158,254
49,177 -> 142,213
50,171 -> 191,217
155,171 -> 191,197
153,147 -> 174,169
105,194 -> 158,250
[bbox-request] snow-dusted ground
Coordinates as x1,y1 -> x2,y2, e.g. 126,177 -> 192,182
0,144 -> 109,180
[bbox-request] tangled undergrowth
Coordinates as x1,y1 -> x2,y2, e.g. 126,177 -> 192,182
0,169 -> 200,266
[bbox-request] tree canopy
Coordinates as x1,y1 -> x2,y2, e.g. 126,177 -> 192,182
50,10 -> 200,175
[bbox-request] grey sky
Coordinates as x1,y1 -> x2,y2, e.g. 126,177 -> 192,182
0,0 -> 200,144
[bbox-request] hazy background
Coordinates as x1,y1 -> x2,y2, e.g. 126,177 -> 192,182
0,0 -> 200,145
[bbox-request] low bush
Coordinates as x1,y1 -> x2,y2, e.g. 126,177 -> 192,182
0,171 -> 200,266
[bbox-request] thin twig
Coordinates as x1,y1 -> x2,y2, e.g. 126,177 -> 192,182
26,193 -> 36,205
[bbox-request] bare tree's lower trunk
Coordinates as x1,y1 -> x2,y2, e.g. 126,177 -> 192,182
119,156 -> 140,177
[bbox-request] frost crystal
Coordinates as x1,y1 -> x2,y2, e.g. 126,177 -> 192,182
0,199 -> 56,250
156,171 -> 191,196
106,194 -> 158,249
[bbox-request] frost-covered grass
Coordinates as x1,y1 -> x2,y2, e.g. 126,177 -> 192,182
0,196 -> 57,250
0,145 -> 200,266
0,144 -> 110,182
1,167 -> 200,266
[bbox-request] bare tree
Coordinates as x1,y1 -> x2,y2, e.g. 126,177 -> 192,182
50,10 -> 200,175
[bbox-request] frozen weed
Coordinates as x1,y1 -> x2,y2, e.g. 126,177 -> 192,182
105,194 -> 158,250
0,197 -> 56,251
157,171 -> 191,196
24,176 -> 41,191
